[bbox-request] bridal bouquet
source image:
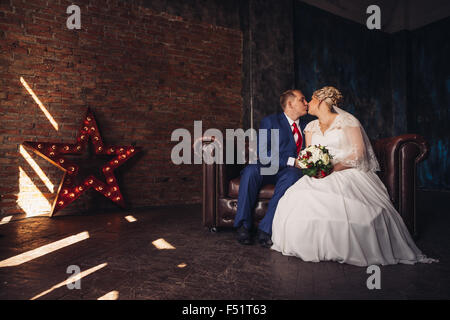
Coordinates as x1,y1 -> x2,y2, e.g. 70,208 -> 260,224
297,145 -> 333,178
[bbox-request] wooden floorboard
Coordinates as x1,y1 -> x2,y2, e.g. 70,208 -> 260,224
0,202 -> 448,300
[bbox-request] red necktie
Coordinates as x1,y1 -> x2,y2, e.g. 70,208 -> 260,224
292,122 -> 302,156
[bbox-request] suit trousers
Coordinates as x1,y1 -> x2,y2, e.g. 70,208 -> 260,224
233,163 -> 303,234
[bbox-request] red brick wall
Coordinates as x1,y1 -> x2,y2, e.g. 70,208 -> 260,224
0,0 -> 242,216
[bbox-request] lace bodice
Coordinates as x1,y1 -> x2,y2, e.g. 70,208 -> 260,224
304,113 -> 380,171
304,113 -> 360,135
305,117 -> 349,166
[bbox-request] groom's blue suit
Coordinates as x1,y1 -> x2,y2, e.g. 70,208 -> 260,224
234,112 -> 312,235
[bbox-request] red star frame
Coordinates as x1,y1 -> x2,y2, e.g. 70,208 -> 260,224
23,108 -> 141,217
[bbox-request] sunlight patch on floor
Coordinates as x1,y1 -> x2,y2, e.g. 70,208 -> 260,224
152,238 -> 176,250
31,263 -> 108,300
0,231 -> 90,268
0,216 -> 13,225
97,290 -> 119,300
124,215 -> 137,223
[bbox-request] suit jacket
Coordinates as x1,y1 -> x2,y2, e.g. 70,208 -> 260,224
257,113 -> 313,171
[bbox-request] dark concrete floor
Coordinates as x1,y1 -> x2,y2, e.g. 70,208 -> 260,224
0,200 -> 449,300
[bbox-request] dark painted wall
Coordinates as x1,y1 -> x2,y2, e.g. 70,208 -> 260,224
248,0 -> 295,129
293,2 -> 394,140
293,1 -> 449,190
389,30 -> 410,136
409,17 -> 450,190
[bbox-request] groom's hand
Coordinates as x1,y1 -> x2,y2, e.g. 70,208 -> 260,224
294,159 -> 302,169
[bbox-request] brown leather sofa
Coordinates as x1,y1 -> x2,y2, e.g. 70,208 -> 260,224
202,134 -> 429,239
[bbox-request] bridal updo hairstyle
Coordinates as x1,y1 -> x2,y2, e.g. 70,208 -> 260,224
312,86 -> 343,113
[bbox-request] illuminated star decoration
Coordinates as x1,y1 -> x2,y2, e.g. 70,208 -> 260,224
23,108 -> 141,217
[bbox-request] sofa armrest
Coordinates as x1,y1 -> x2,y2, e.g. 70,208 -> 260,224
200,136 -> 246,229
218,162 -> 245,198
199,137 -> 217,229
373,134 -> 429,237
217,136 -> 247,197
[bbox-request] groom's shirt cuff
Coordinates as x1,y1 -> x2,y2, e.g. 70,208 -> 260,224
287,157 -> 296,167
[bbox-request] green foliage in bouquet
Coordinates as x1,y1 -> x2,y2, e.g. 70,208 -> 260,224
302,160 -> 333,178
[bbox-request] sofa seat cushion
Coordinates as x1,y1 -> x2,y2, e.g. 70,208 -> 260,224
228,176 -> 275,199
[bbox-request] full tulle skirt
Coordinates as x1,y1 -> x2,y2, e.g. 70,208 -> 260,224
271,169 -> 438,267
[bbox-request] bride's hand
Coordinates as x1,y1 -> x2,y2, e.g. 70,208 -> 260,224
314,170 -> 328,179
332,162 -> 350,172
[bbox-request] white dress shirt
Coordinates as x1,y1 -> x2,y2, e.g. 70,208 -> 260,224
284,113 -> 300,167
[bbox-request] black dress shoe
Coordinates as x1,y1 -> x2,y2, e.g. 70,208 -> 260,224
236,225 -> 252,245
257,229 -> 273,248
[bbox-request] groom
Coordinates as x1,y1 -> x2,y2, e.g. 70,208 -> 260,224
234,89 -> 311,247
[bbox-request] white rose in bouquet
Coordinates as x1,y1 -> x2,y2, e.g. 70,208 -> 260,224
310,148 -> 322,163
322,153 -> 330,165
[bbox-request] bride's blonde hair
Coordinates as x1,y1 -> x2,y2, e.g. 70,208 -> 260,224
312,86 -> 343,112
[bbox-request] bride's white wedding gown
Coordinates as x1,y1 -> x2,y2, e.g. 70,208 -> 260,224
271,115 -> 437,267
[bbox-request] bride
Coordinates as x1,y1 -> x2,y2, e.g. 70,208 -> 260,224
271,86 -> 438,267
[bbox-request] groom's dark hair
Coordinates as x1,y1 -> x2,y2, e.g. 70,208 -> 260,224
280,89 -> 301,110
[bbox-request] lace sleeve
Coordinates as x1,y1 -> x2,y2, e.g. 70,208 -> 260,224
339,126 -> 366,168
304,120 -> 318,134
334,112 -> 360,128
333,107 -> 380,172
